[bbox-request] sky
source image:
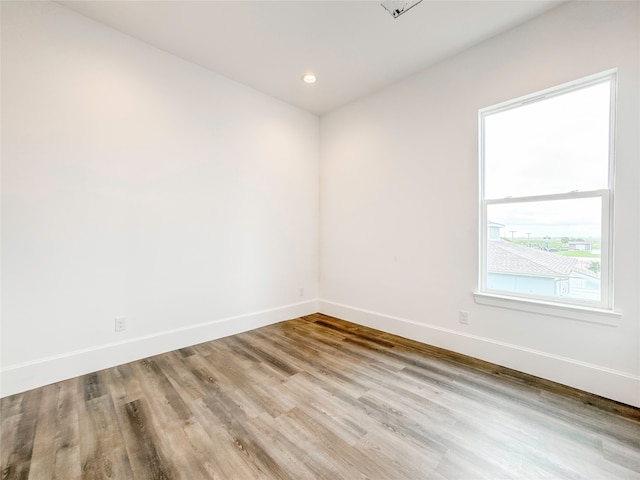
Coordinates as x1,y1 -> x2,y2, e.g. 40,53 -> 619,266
488,197 -> 601,239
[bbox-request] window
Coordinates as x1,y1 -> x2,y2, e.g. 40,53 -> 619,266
478,71 -> 616,312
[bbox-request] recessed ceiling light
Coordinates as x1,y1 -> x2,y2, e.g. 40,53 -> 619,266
302,73 -> 317,84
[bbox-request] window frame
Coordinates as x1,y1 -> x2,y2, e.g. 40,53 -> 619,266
477,70 -> 617,314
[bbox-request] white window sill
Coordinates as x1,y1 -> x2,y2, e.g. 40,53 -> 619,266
473,292 -> 622,326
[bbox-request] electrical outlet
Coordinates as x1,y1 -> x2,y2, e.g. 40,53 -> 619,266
459,311 -> 469,325
115,317 -> 126,332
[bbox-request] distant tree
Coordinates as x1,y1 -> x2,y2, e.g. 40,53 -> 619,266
588,262 -> 600,274
561,237 -> 570,244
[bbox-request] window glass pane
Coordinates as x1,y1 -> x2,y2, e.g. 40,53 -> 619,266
484,81 -> 610,199
486,197 -> 601,302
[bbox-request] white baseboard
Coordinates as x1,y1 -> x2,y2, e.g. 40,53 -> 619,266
319,300 -> 640,408
0,300 -> 318,398
5,298 -> 638,408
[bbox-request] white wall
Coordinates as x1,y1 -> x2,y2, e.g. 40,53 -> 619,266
1,1 -> 319,396
320,1 -> 640,407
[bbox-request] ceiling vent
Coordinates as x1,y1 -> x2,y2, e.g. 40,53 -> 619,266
381,0 -> 424,18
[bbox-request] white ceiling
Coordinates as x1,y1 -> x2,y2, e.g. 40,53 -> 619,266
58,0 -> 564,115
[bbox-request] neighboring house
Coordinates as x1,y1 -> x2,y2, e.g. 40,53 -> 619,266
569,241 -> 592,251
487,221 -> 505,240
487,240 -> 578,297
569,261 -> 601,300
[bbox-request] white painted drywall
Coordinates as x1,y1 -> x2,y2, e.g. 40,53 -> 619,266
1,1 -> 319,396
319,1 -> 640,406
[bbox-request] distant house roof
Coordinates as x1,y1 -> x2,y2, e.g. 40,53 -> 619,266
488,240 -> 577,277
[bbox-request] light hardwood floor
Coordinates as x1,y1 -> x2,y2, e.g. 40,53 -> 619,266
2,313 -> 639,479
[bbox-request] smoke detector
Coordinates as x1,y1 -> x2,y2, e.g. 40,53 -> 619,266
381,0 -> 423,18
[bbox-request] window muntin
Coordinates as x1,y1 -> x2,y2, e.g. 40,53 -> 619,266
479,71 -> 615,310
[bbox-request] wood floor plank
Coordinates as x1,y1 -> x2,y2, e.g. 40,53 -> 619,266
247,412 -> 339,479
119,399 -> 174,480
3,389 -> 42,480
177,419 -> 230,479
1,414 -> 21,473
279,406 -> 395,480
0,394 -> 24,422
135,359 -> 193,424
26,385 -> 57,480
199,393 -> 291,480
81,394 -> 134,480
187,397 -> 268,479
51,379 -> 81,480
2,314 -> 639,479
